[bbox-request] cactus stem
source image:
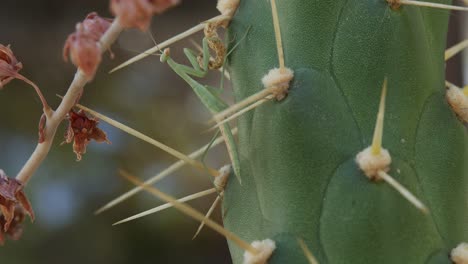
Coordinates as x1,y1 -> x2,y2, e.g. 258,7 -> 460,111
120,169 -> 259,255
445,38 -> 468,61
95,128 -> 237,215
396,0 -> 468,11
377,171 -> 429,214
61,97 -> 221,177
193,194 -> 222,240
297,238 -> 319,264
371,78 -> 388,156
451,243 -> 468,264
269,0 -> 286,71
207,96 -> 273,132
110,14 -> 230,73
112,188 -> 217,226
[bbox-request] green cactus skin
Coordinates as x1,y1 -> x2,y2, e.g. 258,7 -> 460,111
222,0 -> 468,263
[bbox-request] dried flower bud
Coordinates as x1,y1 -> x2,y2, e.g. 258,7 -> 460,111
63,13 -> 113,78
110,0 -> 180,31
0,170 -> 34,233
0,206 -> 27,245
63,110 -> 110,161
82,12 -> 113,41
0,44 -> 23,88
63,24 -> 102,78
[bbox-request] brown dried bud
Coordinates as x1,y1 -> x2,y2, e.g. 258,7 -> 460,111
82,12 -> 113,41
63,13 -> 112,78
0,206 -> 27,245
0,170 -> 34,234
63,110 -> 110,161
110,0 -> 180,31
63,23 -> 102,78
0,44 -> 23,88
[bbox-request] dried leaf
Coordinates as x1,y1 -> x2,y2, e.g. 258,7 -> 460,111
63,110 -> 110,161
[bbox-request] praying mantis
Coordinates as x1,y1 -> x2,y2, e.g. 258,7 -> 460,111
159,29 -> 242,183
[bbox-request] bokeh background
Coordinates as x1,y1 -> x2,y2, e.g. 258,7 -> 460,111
0,1 -> 466,263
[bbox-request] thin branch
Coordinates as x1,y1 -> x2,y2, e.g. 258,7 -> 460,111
16,18 -> 125,184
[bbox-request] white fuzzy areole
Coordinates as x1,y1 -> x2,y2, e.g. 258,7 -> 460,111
446,85 -> 468,123
452,243 -> 468,264
355,147 -> 391,180
217,0 -> 240,17
261,67 -> 294,89
214,164 -> 231,190
243,239 -> 276,264
262,68 -> 294,100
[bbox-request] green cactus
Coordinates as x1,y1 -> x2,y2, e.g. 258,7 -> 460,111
220,0 -> 468,263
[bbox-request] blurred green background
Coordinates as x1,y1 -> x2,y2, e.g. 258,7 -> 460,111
0,0 -> 465,263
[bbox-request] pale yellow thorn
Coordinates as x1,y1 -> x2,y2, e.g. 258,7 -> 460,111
445,39 -> 468,61
463,85 -> 468,97
400,0 -> 468,11
371,78 -> 388,156
94,128 -> 237,215
297,238 -> 319,264
207,96 -> 273,132
377,171 -> 429,214
60,97 -> 220,177
211,88 -> 272,123
120,170 -> 259,255
270,0 -> 286,70
113,188 -> 217,226
110,15 -> 229,73
193,194 -> 222,240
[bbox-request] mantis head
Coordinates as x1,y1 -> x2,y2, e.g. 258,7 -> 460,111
160,48 -> 171,63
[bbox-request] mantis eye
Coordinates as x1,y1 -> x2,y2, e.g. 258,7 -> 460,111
160,48 -> 171,63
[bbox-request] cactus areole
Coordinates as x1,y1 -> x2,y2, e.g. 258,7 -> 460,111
223,0 -> 468,263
